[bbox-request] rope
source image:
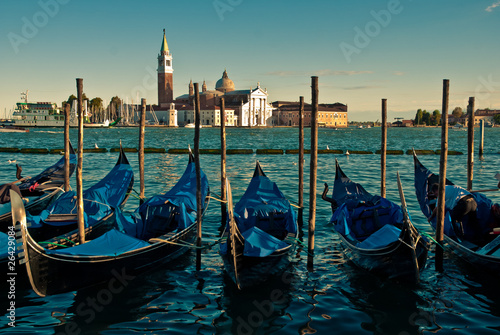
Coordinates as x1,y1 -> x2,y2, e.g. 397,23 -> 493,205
38,241 -> 70,248
149,237 -> 222,250
149,238 -> 206,249
207,195 -> 227,203
82,198 -> 113,210
126,192 -> 142,200
406,211 -> 447,250
61,237 -> 76,245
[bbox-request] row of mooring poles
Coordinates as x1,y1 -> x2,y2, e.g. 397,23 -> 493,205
64,103 -> 70,192
298,96 -> 304,227
69,77 -> 483,274
72,78 -> 148,246
467,97 -> 475,191
307,77 -> 319,269
139,98 -> 146,205
76,78 -> 85,245
435,79 -> 450,272
220,98 -> 227,228
381,99 -> 387,197
194,83 -> 203,271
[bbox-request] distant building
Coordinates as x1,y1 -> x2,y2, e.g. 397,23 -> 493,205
157,29 -> 174,108
176,70 -> 274,127
472,109 -> 499,125
271,101 -> 348,127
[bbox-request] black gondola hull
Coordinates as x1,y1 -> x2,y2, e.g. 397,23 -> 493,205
221,244 -> 295,289
20,223 -> 197,296
338,229 -> 428,283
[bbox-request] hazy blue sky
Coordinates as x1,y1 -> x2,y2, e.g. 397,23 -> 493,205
1,0 -> 499,121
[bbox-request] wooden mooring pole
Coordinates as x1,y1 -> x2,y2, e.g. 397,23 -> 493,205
467,97 -> 475,191
381,99 -> 387,197
194,83 -> 202,270
298,96 -> 304,227
139,98 -> 146,204
436,79 -> 449,272
76,78 -> 85,245
220,98 -> 227,227
64,103 -> 70,192
307,77 -> 319,269
479,119 -> 485,157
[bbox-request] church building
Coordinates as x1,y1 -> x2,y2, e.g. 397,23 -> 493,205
152,30 -> 347,128
154,30 -> 274,127
176,70 -> 274,127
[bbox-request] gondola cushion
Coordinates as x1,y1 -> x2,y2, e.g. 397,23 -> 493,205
357,224 -> 401,249
46,229 -> 150,256
241,226 -> 289,257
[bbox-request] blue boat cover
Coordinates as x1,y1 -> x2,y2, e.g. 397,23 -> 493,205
221,167 -> 297,257
41,156 -> 208,258
414,156 -> 494,240
241,226 -> 289,257
357,224 -> 401,249
28,163 -> 133,228
46,229 -> 150,256
330,162 -> 404,245
116,159 -> 209,240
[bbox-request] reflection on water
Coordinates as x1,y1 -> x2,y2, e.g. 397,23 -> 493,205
1,127 -> 499,334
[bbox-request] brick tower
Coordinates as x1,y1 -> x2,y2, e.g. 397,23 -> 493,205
158,29 -> 173,108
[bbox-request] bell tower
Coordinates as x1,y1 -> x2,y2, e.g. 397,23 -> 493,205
158,29 -> 173,108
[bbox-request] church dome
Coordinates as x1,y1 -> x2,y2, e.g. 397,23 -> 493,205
215,70 -> 235,92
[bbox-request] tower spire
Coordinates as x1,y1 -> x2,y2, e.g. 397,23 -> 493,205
160,29 -> 169,55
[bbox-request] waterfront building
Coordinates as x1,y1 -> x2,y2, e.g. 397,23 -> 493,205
472,109 -> 499,126
176,71 -> 274,127
272,101 -> 348,127
178,108 -> 238,127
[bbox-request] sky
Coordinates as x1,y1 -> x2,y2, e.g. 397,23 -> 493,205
0,0 -> 499,122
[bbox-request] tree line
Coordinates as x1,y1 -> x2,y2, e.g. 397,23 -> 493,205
61,94 -> 123,123
414,107 -> 465,126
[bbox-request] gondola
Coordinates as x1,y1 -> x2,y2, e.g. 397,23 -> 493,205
13,153 -> 210,296
27,144 -> 134,241
220,161 -> 298,289
0,143 -> 77,231
413,151 -> 500,273
327,160 -> 428,283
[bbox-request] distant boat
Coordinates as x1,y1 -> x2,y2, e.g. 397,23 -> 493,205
13,100 -> 78,128
453,123 -> 464,129
184,123 -> 201,128
84,120 -> 110,128
0,125 -> 29,133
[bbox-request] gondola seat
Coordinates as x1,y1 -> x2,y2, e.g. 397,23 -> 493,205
349,205 -> 392,241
